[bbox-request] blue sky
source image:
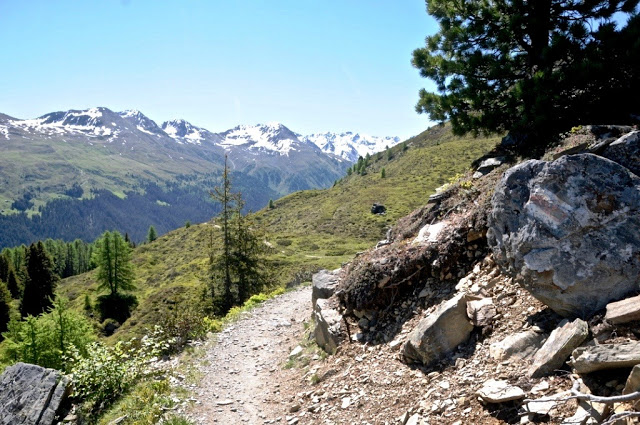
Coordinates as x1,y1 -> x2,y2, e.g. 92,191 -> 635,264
0,1 -> 438,139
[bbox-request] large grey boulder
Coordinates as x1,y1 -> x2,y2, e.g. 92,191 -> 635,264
311,269 -> 340,308
0,362 -> 70,425
313,298 -> 343,354
488,154 -> 640,318
402,294 -> 473,366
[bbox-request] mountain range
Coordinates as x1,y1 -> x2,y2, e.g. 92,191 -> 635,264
0,107 -> 401,247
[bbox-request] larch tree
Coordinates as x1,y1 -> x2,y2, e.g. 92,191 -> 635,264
413,0 -> 640,145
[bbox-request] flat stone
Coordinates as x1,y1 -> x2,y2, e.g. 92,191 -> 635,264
570,341 -> 640,374
490,330 -> 546,362
605,294 -> 640,324
560,382 -> 611,424
216,399 -> 234,405
466,297 -> 497,327
405,413 -> 422,425
477,379 -> 525,403
530,318 -> 588,378
402,294 -> 473,366
524,390 -> 570,416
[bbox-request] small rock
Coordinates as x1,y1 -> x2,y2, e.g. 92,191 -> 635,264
489,330 -> 546,362
477,379 -> 525,403
466,297 -> 497,327
289,404 -> 301,413
289,346 -> 303,358
341,397 -> 351,409
604,294 -> 640,324
623,364 -> 640,395
529,318 -> 588,378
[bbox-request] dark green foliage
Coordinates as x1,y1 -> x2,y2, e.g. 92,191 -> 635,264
381,168 -> 386,179
413,0 -> 640,143
64,183 -> 84,198
20,242 -> 58,318
147,225 -> 157,243
6,269 -> 21,299
94,231 -> 135,296
96,293 -> 139,324
0,281 -> 11,337
209,157 -> 270,315
268,199 -> 275,209
185,221 -> 191,228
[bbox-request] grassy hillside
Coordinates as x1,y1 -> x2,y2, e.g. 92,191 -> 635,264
58,124 -> 500,339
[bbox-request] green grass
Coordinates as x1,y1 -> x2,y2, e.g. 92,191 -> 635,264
57,124 -> 499,340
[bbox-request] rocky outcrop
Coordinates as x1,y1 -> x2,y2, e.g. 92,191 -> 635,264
0,362 -> 70,425
488,153 -> 640,318
313,298 -> 343,354
311,269 -> 340,308
402,294 -> 473,366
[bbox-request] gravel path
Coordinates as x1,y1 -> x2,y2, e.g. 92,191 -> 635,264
186,287 -> 311,424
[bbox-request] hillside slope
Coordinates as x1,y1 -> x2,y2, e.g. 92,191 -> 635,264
57,124 -> 499,339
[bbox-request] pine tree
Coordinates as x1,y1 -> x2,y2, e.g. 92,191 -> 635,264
0,280 -> 12,337
381,168 -> 386,179
413,0 -> 640,143
268,199 -> 275,209
147,225 -> 157,243
6,267 -> 21,299
20,242 -> 58,318
209,155 -> 235,314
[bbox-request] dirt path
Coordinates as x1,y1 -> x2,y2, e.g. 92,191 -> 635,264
186,287 -> 311,424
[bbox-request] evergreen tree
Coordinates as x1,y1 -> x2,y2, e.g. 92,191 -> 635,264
0,280 -> 12,337
94,231 -> 135,296
209,156 -> 269,314
268,199 -> 275,209
413,0 -> 640,143
147,225 -> 157,243
20,242 -> 58,318
6,267 -> 21,299
209,155 -> 235,314
381,168 -> 386,179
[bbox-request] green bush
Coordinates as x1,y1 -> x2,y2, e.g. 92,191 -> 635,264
96,293 -> 138,324
67,327 -> 168,417
1,298 -> 95,371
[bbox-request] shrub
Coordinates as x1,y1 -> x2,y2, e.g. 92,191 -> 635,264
67,327 -> 168,417
1,298 -> 95,371
96,293 -> 138,324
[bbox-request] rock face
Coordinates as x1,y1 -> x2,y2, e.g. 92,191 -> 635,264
311,269 -> 340,308
0,362 -> 70,425
313,299 -> 343,354
488,153 -> 640,318
402,294 -> 473,366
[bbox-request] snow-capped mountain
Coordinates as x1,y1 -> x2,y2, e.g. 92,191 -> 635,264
217,122 -> 307,155
161,119 -> 220,146
300,132 -> 402,162
119,109 -> 165,136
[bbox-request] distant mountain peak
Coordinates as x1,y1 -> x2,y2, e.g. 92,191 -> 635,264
161,119 -> 208,145
300,132 -> 401,162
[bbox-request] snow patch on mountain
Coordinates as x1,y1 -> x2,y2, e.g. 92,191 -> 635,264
0,125 -> 9,140
300,132 -> 401,162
